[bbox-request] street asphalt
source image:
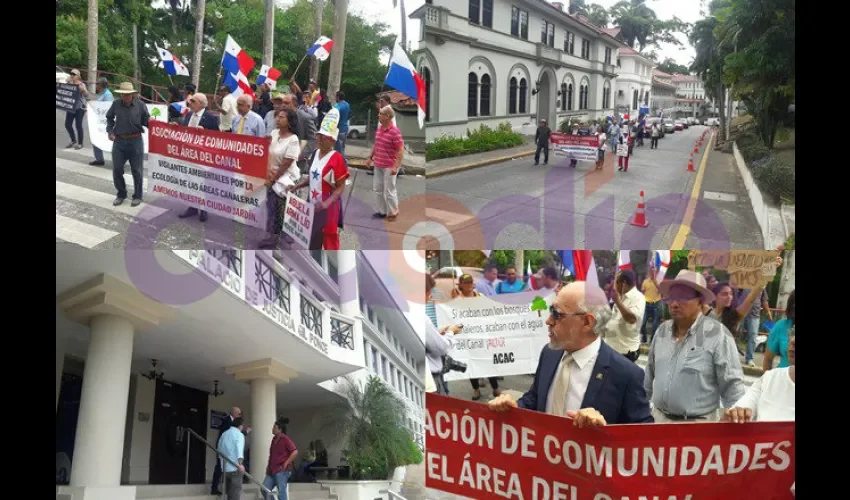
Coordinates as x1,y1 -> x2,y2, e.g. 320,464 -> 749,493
55,109 -> 425,250
425,126 -> 765,250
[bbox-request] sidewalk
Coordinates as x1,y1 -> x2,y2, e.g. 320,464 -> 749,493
345,143 -> 426,176
425,142 -> 536,178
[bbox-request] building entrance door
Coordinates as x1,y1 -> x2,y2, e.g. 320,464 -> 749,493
56,373 -> 83,485
149,379 -> 209,484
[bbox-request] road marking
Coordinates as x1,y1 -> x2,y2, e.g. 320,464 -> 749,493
56,157 -> 150,190
671,131 -> 714,249
56,214 -> 119,248
425,207 -> 476,226
55,181 -> 169,221
703,190 -> 738,202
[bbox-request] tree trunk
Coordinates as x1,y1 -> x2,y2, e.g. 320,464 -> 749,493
192,0 -> 206,90
132,24 -> 140,83
326,0 -> 349,106
776,250 -> 795,312
399,0 -> 407,52
716,82 -> 727,142
515,250 -> 524,279
309,0 -> 324,84
87,0 -> 99,94
262,0 -> 274,67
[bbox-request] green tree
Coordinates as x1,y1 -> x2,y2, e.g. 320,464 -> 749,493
585,4 -> 610,27
608,0 -> 686,50
321,376 -> 421,480
689,3 -> 728,140
657,58 -> 690,75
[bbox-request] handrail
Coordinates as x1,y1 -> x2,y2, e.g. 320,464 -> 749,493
380,489 -> 408,500
184,427 -> 278,500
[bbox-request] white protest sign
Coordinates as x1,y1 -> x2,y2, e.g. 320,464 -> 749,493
616,144 -> 629,157
436,290 -> 554,380
282,192 -> 314,249
86,101 -> 168,153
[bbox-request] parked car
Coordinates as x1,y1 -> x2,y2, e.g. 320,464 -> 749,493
686,117 -> 697,126
674,120 -> 685,131
433,266 -> 465,279
663,119 -> 676,133
347,124 -> 367,139
705,117 -> 720,127
56,65 -> 70,85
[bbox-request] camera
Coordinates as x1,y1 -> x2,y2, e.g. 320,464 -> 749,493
442,356 -> 467,374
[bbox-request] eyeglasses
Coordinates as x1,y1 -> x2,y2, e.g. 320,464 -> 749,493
549,305 -> 587,321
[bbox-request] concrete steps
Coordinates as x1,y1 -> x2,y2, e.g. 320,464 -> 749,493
135,482 -> 335,500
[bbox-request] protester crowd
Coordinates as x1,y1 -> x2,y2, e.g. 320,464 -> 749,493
426,257 -> 795,428
61,72 -> 408,250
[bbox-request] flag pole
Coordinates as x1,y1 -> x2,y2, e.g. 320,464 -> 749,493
289,54 -> 309,82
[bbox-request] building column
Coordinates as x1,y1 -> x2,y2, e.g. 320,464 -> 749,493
57,274 -> 174,500
56,330 -> 66,411
337,251 -> 360,318
226,359 -> 298,484
71,314 -> 135,487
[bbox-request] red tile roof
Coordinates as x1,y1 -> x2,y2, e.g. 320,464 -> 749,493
652,78 -> 677,89
377,90 -> 416,109
652,69 -> 673,78
672,74 -> 700,82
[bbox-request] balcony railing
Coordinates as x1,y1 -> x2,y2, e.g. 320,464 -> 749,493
209,249 -> 243,277
300,295 -> 323,338
423,5 -> 448,30
253,257 -> 291,314
330,313 -> 355,350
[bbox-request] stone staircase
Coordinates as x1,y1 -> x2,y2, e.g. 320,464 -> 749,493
135,482 -> 337,500
398,462 -> 426,500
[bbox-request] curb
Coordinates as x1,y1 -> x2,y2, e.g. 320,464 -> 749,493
425,150 -> 537,179
347,159 -> 426,177
639,344 -> 764,377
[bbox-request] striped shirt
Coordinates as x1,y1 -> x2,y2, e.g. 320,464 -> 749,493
373,124 -> 404,168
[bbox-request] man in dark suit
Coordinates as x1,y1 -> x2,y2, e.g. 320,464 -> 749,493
488,282 -> 653,427
178,93 -> 220,223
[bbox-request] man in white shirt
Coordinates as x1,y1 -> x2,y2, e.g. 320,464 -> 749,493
605,270 -> 646,362
216,85 -> 239,132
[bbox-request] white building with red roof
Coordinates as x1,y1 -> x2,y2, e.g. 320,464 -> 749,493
614,45 -> 653,117
411,0 -> 622,139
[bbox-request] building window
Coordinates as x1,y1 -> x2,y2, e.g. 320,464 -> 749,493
467,72 -> 478,117
519,78 -> 527,113
602,86 -> 610,108
578,85 -> 585,110
644,91 -> 650,106
617,57 -> 621,67
423,67 -> 431,122
564,31 -> 574,54
372,347 -> 379,372
468,0 -> 479,24
581,39 -> 591,59
541,20 -> 554,47
633,89 -> 639,110
327,258 -> 338,283
331,317 -> 354,350
510,7 -> 528,39
482,0 -> 493,27
310,250 -> 323,266
566,83 -> 573,110
480,74 -> 491,116
604,47 -> 612,65
254,257 -> 291,313
209,249 -> 243,277
300,296 -> 322,336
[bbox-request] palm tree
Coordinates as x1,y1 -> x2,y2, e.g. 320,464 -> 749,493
326,0 -> 349,105
689,16 -> 727,140
609,0 -> 657,49
309,0 -> 324,83
585,4 -> 610,27
87,0 -> 98,93
568,0 -> 587,15
191,0 -> 206,89
320,376 -> 413,480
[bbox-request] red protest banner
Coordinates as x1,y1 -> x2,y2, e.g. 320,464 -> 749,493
425,394 -> 795,500
147,121 -> 270,228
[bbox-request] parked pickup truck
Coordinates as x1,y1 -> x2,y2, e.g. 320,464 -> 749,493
347,124 -> 367,139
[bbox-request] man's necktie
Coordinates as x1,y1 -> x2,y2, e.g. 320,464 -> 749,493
549,352 -> 573,417
237,116 -> 246,134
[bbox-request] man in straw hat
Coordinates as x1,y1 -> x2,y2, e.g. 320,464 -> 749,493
643,270 -> 746,423
106,81 -> 150,207
285,108 -> 349,250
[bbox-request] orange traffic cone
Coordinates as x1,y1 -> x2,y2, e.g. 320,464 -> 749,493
630,190 -> 650,227
687,158 -> 695,172
694,144 -> 699,153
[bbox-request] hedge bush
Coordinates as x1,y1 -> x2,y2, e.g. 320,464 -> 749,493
751,156 -> 795,204
425,123 -> 525,161
736,130 -> 770,163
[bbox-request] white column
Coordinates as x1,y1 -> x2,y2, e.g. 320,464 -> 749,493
70,314 -> 135,487
250,378 -> 277,480
56,331 -> 66,411
337,251 -> 360,318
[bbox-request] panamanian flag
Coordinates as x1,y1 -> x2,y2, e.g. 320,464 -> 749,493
307,36 -> 335,62
170,100 -> 190,116
221,35 -> 256,98
617,251 -> 632,270
256,65 -> 282,90
384,40 -> 427,129
155,45 -> 189,76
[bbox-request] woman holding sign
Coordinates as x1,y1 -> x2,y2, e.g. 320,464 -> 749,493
286,108 -> 349,250
260,109 -> 302,249
616,126 -> 632,172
